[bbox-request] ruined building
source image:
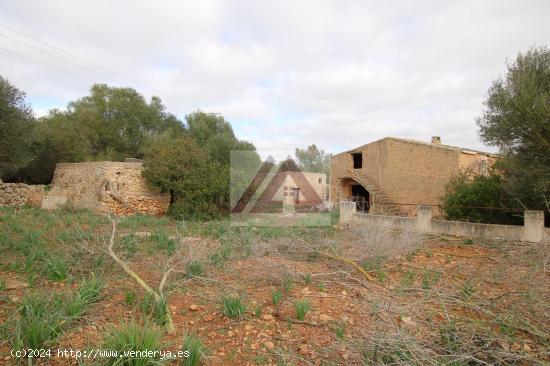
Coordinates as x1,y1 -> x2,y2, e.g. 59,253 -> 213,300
42,160 -> 170,215
330,137 -> 498,216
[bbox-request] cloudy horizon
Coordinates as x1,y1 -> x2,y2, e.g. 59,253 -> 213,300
1,0 -> 549,160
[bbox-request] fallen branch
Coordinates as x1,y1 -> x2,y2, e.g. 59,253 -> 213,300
103,215 -> 176,334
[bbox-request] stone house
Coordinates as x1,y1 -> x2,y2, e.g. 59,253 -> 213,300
330,137 -> 498,216
42,160 -> 170,215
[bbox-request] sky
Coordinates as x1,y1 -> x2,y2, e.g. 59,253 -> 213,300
1,0 -> 549,160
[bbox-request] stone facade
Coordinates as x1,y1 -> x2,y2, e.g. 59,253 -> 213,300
0,182 -> 45,207
43,161 -> 170,215
330,137 -> 498,217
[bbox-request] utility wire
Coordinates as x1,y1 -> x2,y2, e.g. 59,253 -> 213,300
0,46 -> 95,82
0,22 -> 130,83
0,31 -> 121,84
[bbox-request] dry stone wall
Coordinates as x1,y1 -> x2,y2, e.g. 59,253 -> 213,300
0,182 -> 45,207
45,161 -> 170,215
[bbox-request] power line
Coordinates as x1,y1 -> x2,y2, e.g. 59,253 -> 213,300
0,46 -> 95,82
0,22 -> 131,84
0,32 -> 121,84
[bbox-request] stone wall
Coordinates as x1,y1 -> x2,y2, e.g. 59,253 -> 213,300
339,202 -> 548,243
0,182 -> 45,207
44,161 -> 170,215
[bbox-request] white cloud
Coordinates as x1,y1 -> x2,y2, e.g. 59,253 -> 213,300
1,0 -> 549,160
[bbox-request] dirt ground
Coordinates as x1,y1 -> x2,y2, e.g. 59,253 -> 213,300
0,208 -> 549,365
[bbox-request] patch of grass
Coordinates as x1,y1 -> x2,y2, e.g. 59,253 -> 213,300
334,323 -> 345,339
461,280 -> 475,299
0,279 -> 5,290
186,261 -> 203,278
271,289 -> 283,307
120,234 -> 138,256
45,257 -> 69,282
182,332 -> 206,366
400,269 -> 416,288
421,270 -> 441,290
152,231 -> 176,255
125,290 -> 137,306
102,321 -> 164,366
302,273 -> 312,285
141,293 -> 169,326
77,275 -> 104,304
463,239 -> 474,245
361,255 -> 386,272
221,295 -> 246,319
318,282 -> 326,292
253,305 -> 262,317
12,293 -> 63,350
293,299 -> 312,321
64,276 -> 103,318
377,270 -> 387,283
281,276 -> 294,293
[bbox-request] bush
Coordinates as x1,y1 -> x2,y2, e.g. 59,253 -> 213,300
442,171 -> 522,225
102,321 -> 164,366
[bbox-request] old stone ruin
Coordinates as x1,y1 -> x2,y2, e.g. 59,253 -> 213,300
0,160 -> 170,216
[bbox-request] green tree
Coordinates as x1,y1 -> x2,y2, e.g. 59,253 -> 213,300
142,133 -> 225,219
0,76 -> 34,180
294,144 -> 331,174
19,84 -> 185,183
186,111 -> 260,212
477,46 -> 550,210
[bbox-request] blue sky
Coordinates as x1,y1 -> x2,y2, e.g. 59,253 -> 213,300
1,0 -> 549,160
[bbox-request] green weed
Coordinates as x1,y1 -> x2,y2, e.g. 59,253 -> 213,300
294,299 -> 312,321
186,261 -> 203,277
182,332 -> 206,366
46,257 -> 69,282
221,295 -> 246,319
102,321 -> 163,366
271,289 -> 283,307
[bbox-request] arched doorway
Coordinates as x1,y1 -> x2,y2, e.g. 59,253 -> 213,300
351,184 -> 370,213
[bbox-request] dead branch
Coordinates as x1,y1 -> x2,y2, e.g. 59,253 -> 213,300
102,215 -> 176,334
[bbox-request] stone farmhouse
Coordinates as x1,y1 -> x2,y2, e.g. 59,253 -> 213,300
330,137 -> 498,216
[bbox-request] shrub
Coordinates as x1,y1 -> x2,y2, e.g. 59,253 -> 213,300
182,332 -> 206,366
442,171 -> 522,225
294,299 -> 312,321
102,321 -> 163,366
221,295 -> 246,319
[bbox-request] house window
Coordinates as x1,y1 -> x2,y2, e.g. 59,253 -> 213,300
352,153 -> 362,169
318,178 -> 322,184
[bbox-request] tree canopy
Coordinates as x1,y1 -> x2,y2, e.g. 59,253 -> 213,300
477,46 -> 550,210
0,76 -> 35,181
294,144 -> 331,175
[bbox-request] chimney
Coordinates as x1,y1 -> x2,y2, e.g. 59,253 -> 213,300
431,136 -> 441,145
